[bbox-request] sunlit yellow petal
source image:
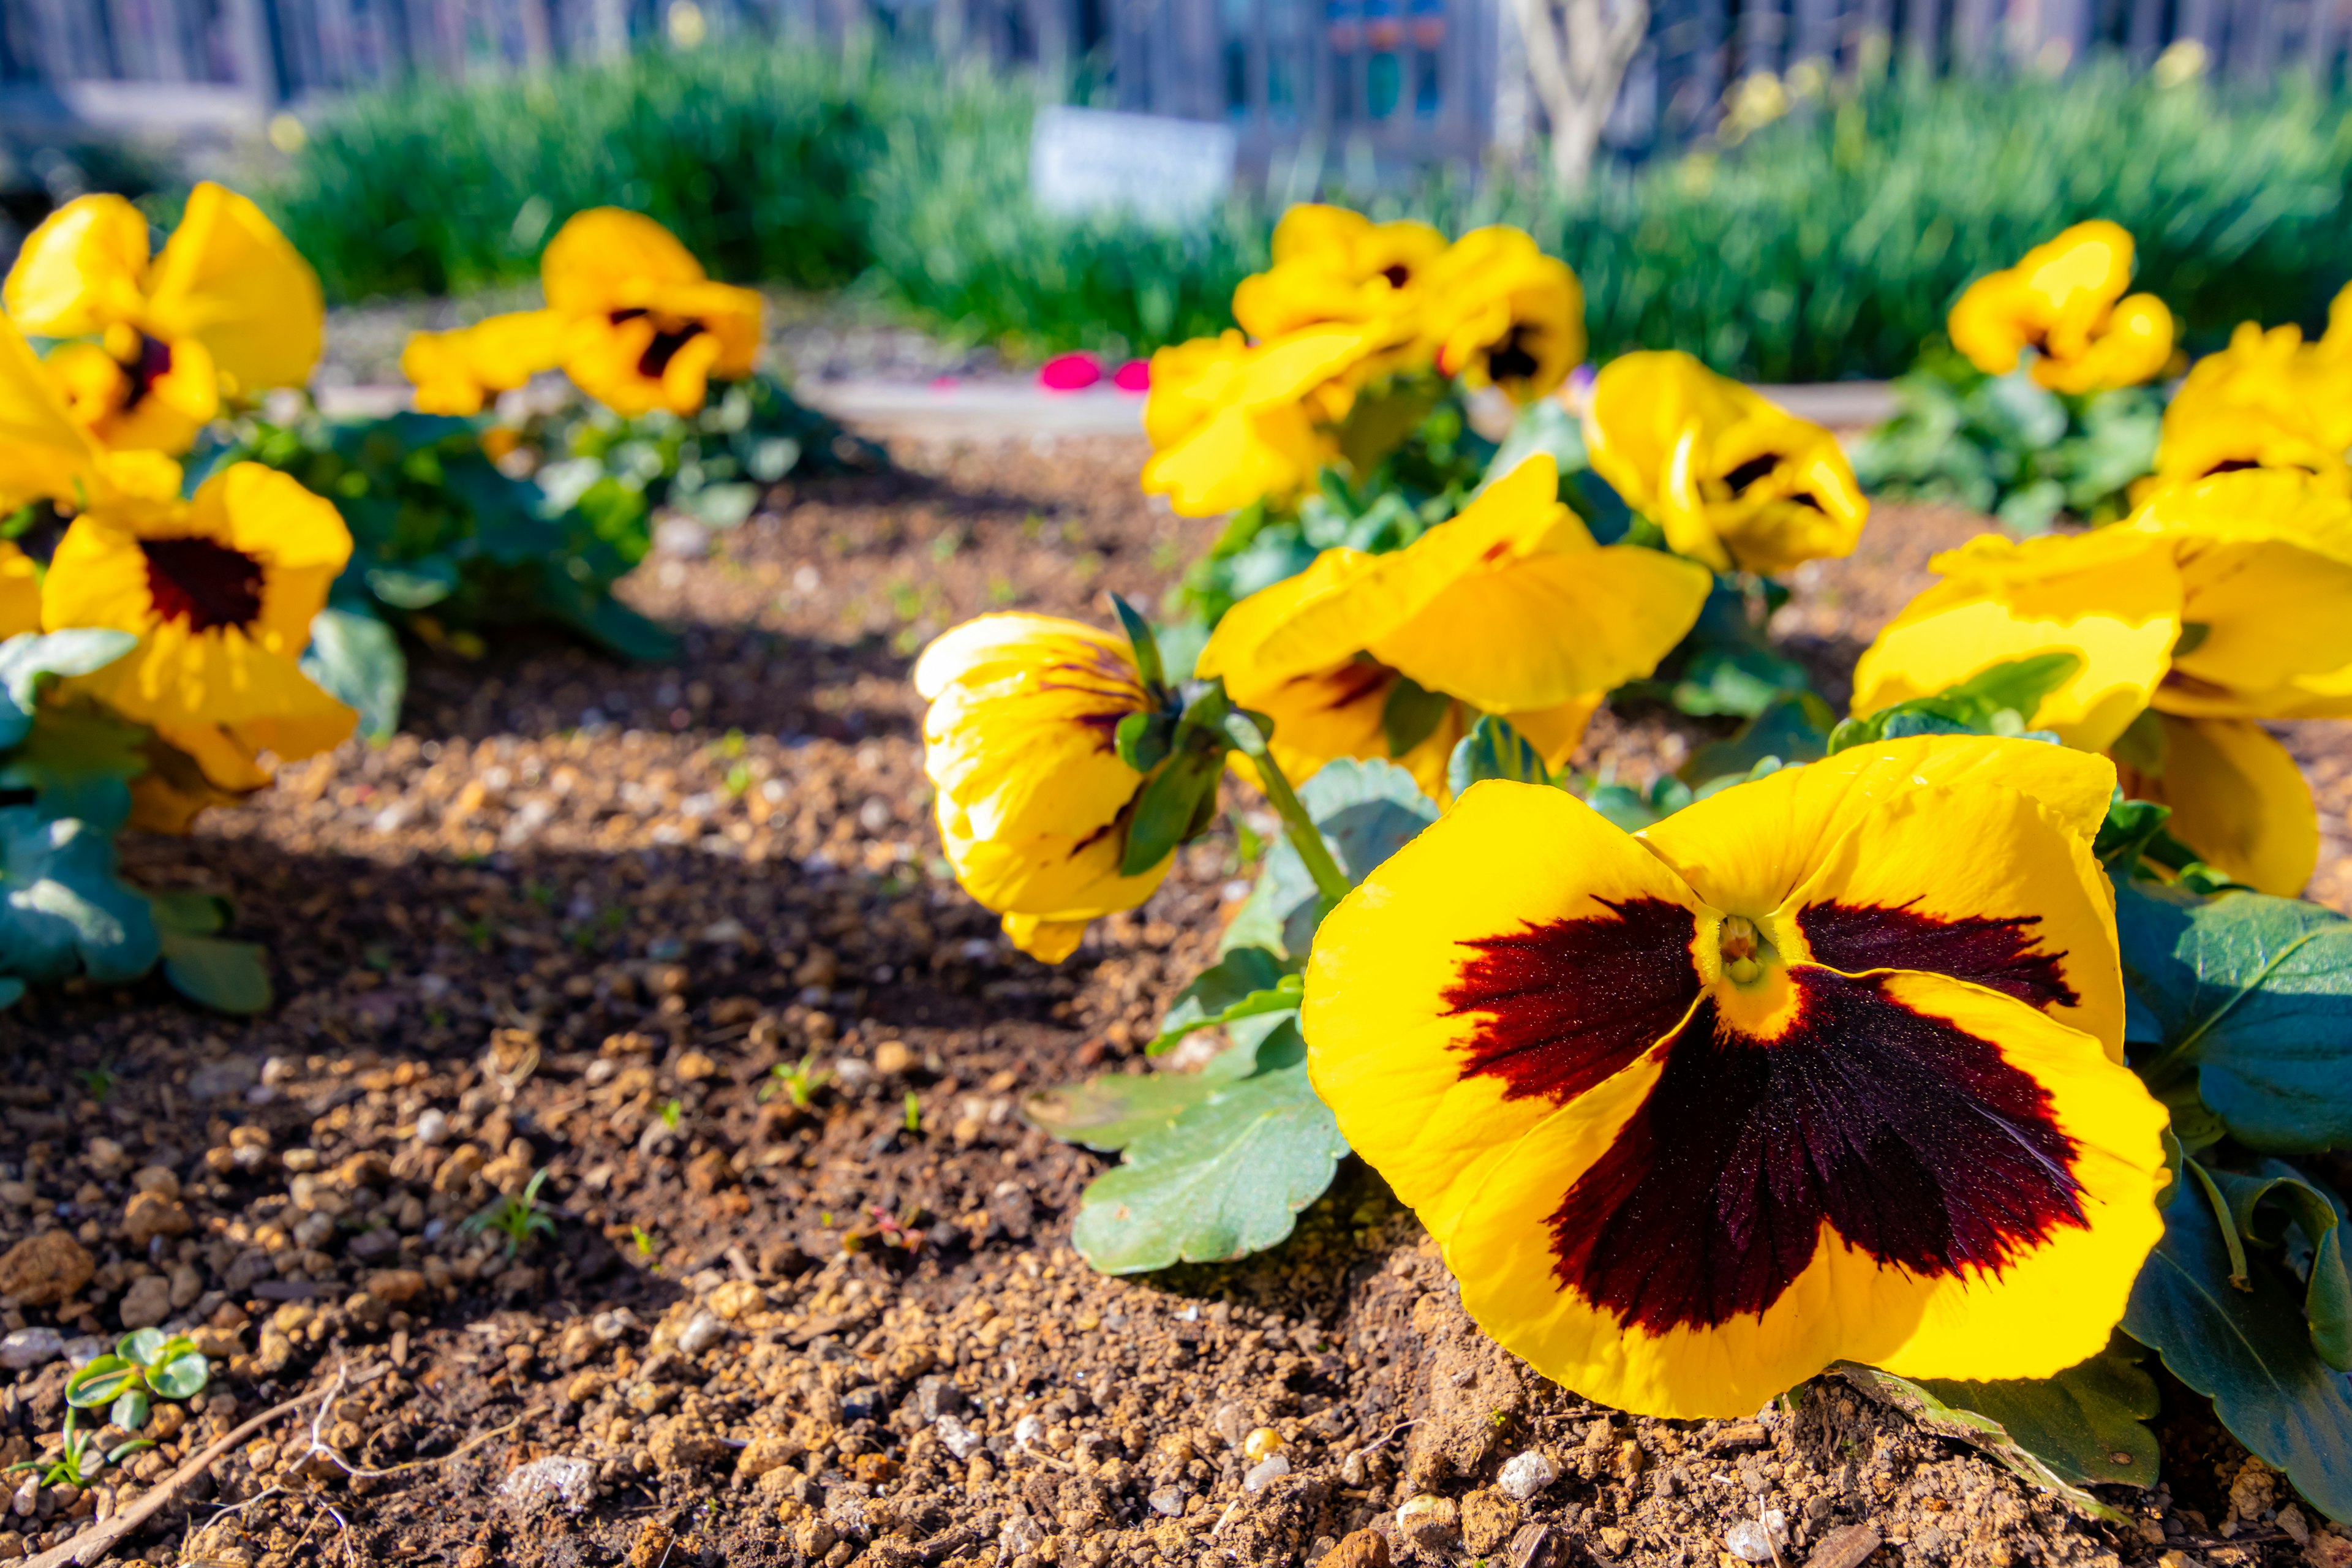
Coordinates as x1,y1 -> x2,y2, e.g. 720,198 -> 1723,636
2035,292 -> 2173,394
3,193 -> 149,337
1850,529 -> 2182,750
540,208 -> 709,313
2116,712 -> 2316,897
1419,228 -> 1585,402
0,541 -> 39,638
143,182 -> 323,395
1002,914 -> 1089,963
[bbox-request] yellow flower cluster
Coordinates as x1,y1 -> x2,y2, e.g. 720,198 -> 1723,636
0,187 -> 355,828
1947,220 -> 2174,394
402,209 -> 762,418
1142,206 -> 1584,516
2142,286 -> 2352,497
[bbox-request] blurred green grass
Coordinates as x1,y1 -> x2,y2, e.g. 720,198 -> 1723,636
265,49 -> 2352,381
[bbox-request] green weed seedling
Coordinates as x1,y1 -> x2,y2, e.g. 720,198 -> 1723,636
463,1167 -> 557,1257
7,1409 -> 150,1487
64,1328 -> 211,1431
763,1052 -> 831,1107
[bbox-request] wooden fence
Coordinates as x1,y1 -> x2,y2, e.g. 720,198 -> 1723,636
0,0 -> 2340,156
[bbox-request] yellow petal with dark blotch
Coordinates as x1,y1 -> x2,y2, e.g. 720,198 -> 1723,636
144,183 -> 324,394
1248,456 -> 1569,679
2116,713 -> 2317,898
1850,528 -> 2182,751
1368,543 -> 1711,712
1774,778 -> 2125,1060
540,208 -> 708,314
1439,968 -> 2164,1419
1638,736 -> 2116,930
1303,780 -> 1707,1247
3,193 -> 149,337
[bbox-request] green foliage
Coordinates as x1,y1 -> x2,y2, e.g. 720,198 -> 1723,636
0,808 -> 159,987
5,1409 -> 148,1487
1850,351 -> 2162,530
1221,758 -> 1439,960
1826,654 -> 2077,752
764,1051 -> 832,1107
152,891 -> 274,1016
265,45 -> 880,301
65,1329 -> 212,1420
463,1167 -> 558,1256
1447,714 -> 1558,796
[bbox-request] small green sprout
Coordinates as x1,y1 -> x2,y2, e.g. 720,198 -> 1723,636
763,1051 -> 831,1107
73,1064 -> 116,1103
725,761 -> 753,798
630,1224 -> 657,1261
660,1098 -> 683,1129
64,1328 -> 211,1427
6,1409 -> 149,1487
903,1091 -> 922,1133
462,1167 -> 557,1257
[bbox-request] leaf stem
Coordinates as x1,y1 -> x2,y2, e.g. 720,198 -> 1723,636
2185,1157 -> 2253,1292
1223,712 -> 1352,914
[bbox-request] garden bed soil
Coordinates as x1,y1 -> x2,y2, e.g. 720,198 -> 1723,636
1,437 -> 2346,1568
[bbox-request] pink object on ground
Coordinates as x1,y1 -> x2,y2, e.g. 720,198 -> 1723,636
1112,360 -> 1151,393
929,375 -> 960,393
1038,353 -> 1102,392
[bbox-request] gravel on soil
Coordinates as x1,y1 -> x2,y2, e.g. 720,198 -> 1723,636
0,437 -> 2343,1568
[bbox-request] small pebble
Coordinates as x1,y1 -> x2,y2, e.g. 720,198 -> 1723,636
1726,1521 -> 1777,1563
1243,1427 -> 1284,1462
1148,1487 -> 1185,1517
413,1109 -> 450,1145
0,1329 -> 62,1372
1396,1494 -> 1459,1553
674,1311 -> 725,1357
935,1414 -> 984,1460
1496,1449 -> 1559,1501
1243,1453 -> 1290,1492
1013,1414 -> 1045,1447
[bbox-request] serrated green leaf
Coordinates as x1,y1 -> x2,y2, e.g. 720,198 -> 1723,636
0,809 -> 158,984
1908,1332 -> 2161,1490
1155,945 -> 1298,1049
1070,1063 -> 1349,1273
0,630 -> 136,749
1228,758 -> 1439,960
160,930 -> 272,1014
1447,715 -> 1554,796
2126,1167 -> 2352,1523
301,605 -> 406,741
2117,878 -> 2352,1153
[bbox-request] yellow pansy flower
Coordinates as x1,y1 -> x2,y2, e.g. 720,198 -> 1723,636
1418,227 -> 1585,403
2147,321 -> 2352,497
4,183 -> 324,453
1232,205 -> 1447,341
400,208 -> 761,418
916,614 -> 1173,962
1140,324 -> 1400,517
1303,736 -> 2166,1419
1196,457 -> 1710,794
41,462 -> 356,829
1583,350 -> 1868,573
1852,470 -> 2352,894
1945,221 -> 2174,394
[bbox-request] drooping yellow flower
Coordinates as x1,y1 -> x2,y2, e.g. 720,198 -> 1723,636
1140,324 -> 1399,517
1303,736 -> 2166,1419
1583,350 -> 1868,574
1945,222 -> 2174,394
1852,470 -> 2352,894
1196,456 -> 1711,794
1418,227 -> 1585,403
42,462 -> 355,827
399,209 -> 761,418
916,614 -> 1173,962
2146,321 -> 2352,497
1231,205 -> 1447,341
4,183 -> 324,453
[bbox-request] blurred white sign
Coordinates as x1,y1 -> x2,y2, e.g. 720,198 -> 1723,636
1030,106 -> 1237,227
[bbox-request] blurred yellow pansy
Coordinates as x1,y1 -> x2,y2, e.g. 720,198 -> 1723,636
1946,222 -> 2174,394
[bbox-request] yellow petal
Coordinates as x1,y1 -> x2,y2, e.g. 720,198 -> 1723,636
1850,529 -> 2183,750
1303,780 -> 1708,1245
1419,228 -> 1586,402
2116,712 -> 2317,897
0,540 -> 39,639
144,183 -> 324,395
401,311 -> 568,415
3,194 -> 149,337
540,208 -> 708,313
0,320 -> 110,509
1002,914 -> 1090,963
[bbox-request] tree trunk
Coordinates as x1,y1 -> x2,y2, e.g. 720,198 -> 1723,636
1506,0 -> 1650,193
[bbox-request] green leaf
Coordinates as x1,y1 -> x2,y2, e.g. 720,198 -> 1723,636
0,630 -> 137,749
365,559 -> 459,609
1069,1063 -> 1349,1273
160,930 -> 273,1014
146,889 -> 230,937
0,703 -> 146,831
1480,403 -> 1588,495
1583,775 -> 1694,834
1154,945 -> 1298,1050
1828,654 -> 2079,753
0,809 -> 159,984
1839,1348 -> 2143,1522
1120,749 -> 1223,876
2204,1163 -> 2352,1371
679,481 -> 760,529
116,1329 -> 168,1366
149,1352 -> 209,1401
1151,976 -> 1303,1054
1908,1332 -> 2161,1489
1447,714 -> 1554,796
2117,878 -> 2352,1152
110,1389 -> 149,1431
1381,673 -> 1453,759
2126,1166 -> 2352,1523
64,1358 -> 137,1409
1115,711 -> 1172,774
301,605 -> 407,741
1227,758 -> 1439,960
1679,692 -> 1831,785
1670,643 -> 1809,719
1109,594 -> 1166,693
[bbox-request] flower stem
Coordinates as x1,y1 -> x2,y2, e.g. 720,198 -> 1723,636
1223,713 -> 1352,913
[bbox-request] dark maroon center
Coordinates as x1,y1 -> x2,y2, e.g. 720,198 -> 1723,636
1442,896 -> 2086,1332
609,308 -> 706,379
118,334 -> 175,412
1381,264 -> 1412,288
142,537 -> 264,633
1486,325 -> 1542,385
1545,971 -> 2084,1332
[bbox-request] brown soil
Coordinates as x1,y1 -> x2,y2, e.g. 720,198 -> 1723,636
0,440 -> 2339,1568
